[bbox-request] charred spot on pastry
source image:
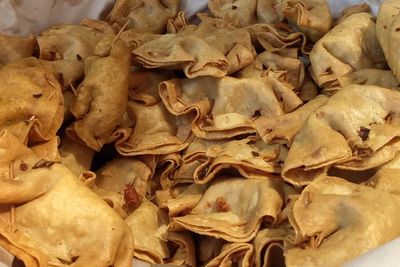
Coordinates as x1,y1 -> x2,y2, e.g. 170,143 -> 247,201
76,54 -> 83,61
33,93 -> 43,98
358,126 -> 370,141
32,159 -> 56,169
197,166 -> 209,178
251,151 -> 260,157
123,183 -> 141,213
216,196 -> 230,212
252,110 -> 261,119
19,162 -> 29,171
232,5 -> 238,9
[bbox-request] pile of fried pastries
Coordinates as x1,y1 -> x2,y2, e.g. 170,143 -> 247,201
3,0 -> 400,266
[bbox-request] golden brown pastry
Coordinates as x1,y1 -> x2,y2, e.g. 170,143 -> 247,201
279,0 -> 332,42
310,12 -> 386,89
170,177 -> 286,242
125,200 -> 169,263
286,175 -> 400,267
59,136 -> 95,177
116,101 -> 193,156
67,39 -> 130,151
208,0 -> 285,27
132,15 -> 255,77
282,85 -> 400,185
120,29 -> 161,50
238,48 -> 305,91
245,22 -> 308,54
165,231 -> 196,266
37,19 -> 116,87
0,131 -> 134,267
256,95 -> 328,145
0,33 -> 35,65
159,76 -> 301,140
180,137 -> 283,184
107,0 -> 180,33
338,69 -> 399,89
94,157 -> 152,218
167,11 -> 189,34
0,164 -> 134,267
376,0 -> 400,84
206,242 -> 254,267
253,226 -> 290,267
0,58 -> 63,143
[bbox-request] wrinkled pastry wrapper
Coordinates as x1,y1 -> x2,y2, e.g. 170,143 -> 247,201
132,14 -> 255,78
95,157 -> 152,218
170,177 -> 286,242
205,242 -> 254,267
0,134 -> 133,267
256,95 -> 329,145
245,23 -> 309,54
116,101 -> 193,156
67,39 -> 130,151
159,75 -> 301,140
279,0 -> 332,43
208,0 -> 284,27
125,200 -> 169,263
37,19 -> 116,87
238,48 -> 305,91
107,0 -> 180,34
0,58 -> 63,143
310,12 -> 386,89
179,137 -> 284,184
59,135 -> 95,177
376,0 -> 400,84
286,175 -> 400,267
283,84 -> 400,185
0,33 -> 35,66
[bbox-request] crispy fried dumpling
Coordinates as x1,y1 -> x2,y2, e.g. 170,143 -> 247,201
279,0 -> 332,42
0,136 -> 134,267
132,15 -> 255,77
206,243 -> 254,267
253,226 -> 289,267
67,39 -> 130,151
120,29 -> 161,50
37,19 -> 116,87
167,11 -> 189,34
59,136 -> 95,177
282,85 -> 400,186
0,165 -> 134,267
94,157 -> 152,218
238,48 -> 305,91
310,12 -> 386,89
208,0 -> 287,27
338,69 -> 399,89
285,175 -> 400,267
0,58 -> 63,143
180,137 -> 283,184
245,23 -> 308,54
125,200 -> 169,263
0,33 -> 35,65
116,101 -> 193,156
376,0 -> 400,84
170,177 -> 286,242
161,183 -> 208,218
256,95 -> 328,145
130,71 -> 163,104
159,76 -> 300,140
165,231 -> 196,267
107,0 -> 180,33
